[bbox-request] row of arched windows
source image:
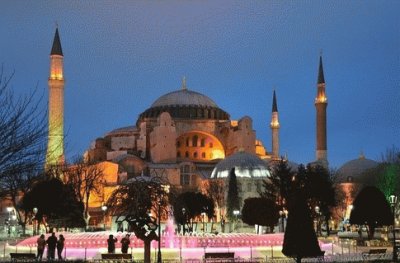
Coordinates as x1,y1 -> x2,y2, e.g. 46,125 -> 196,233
177,151 -> 211,159
177,136 -> 213,148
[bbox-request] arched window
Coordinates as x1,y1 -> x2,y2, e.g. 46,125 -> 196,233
201,152 -> 206,158
185,151 -> 189,158
201,138 -> 205,147
186,138 -> 189,147
192,135 -> 198,147
194,152 -> 198,158
177,151 -> 181,158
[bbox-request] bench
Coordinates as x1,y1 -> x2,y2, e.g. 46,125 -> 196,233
10,253 -> 36,261
101,253 -> 132,260
362,248 -> 387,259
204,252 -> 235,262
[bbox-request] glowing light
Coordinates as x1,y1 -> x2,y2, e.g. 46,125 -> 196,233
211,149 -> 224,159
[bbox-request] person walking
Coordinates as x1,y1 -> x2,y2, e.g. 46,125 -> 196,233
36,234 -> 46,261
57,234 -> 65,260
107,234 -> 117,253
121,234 -> 130,253
46,232 -> 58,260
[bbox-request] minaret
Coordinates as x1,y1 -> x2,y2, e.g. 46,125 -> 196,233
270,90 -> 280,159
315,55 -> 328,164
46,27 -> 65,168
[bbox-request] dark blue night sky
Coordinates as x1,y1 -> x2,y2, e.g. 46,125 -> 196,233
1,1 -> 399,168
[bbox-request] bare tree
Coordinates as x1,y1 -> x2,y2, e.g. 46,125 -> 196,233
64,157 -> 105,228
0,68 -> 47,234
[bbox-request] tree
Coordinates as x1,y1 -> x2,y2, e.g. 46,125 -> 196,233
64,157 -> 105,228
226,168 -> 240,221
106,176 -> 170,263
203,179 -> 225,230
172,191 -> 215,233
350,186 -> 392,239
241,197 -> 279,233
261,159 -> 294,207
282,191 -> 323,263
0,69 -> 47,233
21,177 -> 85,232
305,164 -> 336,235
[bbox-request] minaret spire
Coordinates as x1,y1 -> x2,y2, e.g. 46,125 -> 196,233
270,90 -> 280,159
46,27 -> 65,168
315,54 -> 328,166
51,27 -> 63,56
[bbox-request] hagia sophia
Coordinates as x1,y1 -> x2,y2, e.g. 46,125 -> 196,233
46,28 -> 379,228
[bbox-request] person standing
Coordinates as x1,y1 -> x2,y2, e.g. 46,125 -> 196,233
121,234 -> 130,254
107,234 -> 117,253
57,234 -> 65,260
36,234 -> 46,261
46,232 -> 58,260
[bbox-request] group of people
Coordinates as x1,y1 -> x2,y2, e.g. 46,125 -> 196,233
36,233 -> 65,261
107,234 -> 131,254
36,232 -> 131,260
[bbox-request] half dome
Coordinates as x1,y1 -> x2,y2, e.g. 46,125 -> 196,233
211,151 -> 270,179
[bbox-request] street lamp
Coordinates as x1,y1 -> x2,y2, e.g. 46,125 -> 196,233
201,212 -> 206,233
33,207 -> 38,235
233,210 -> 240,231
182,208 -> 186,235
6,207 -> 12,237
101,205 -> 107,231
157,198 -> 162,263
315,206 -> 321,236
389,194 -> 398,262
279,210 -> 285,232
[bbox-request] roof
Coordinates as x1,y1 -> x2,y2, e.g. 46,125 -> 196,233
51,28 -> 63,56
211,151 -> 270,179
317,55 -> 325,84
106,126 -> 137,136
272,90 -> 278,112
150,89 -> 218,108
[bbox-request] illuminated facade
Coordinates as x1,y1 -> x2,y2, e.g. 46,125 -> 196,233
87,80 -> 272,192
46,28 -> 65,167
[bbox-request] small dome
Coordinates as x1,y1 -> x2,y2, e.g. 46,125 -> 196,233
336,155 -> 378,183
151,89 -> 218,108
211,151 -> 270,179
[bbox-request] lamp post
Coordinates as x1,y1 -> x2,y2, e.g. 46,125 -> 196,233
315,206 -> 321,236
157,198 -> 162,263
233,210 -> 240,231
279,210 -> 285,232
182,208 -> 186,235
201,212 -> 206,233
6,207 -> 12,237
101,205 -> 107,231
389,195 -> 398,262
32,207 -> 38,235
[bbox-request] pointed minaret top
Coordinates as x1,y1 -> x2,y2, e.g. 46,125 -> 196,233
317,55 -> 325,84
181,76 -> 187,90
51,27 -> 63,56
272,90 -> 278,112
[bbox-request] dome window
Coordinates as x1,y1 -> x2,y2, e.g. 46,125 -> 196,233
192,135 -> 198,147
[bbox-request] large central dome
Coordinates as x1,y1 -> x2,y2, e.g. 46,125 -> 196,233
138,87 -> 229,121
151,89 -> 218,108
